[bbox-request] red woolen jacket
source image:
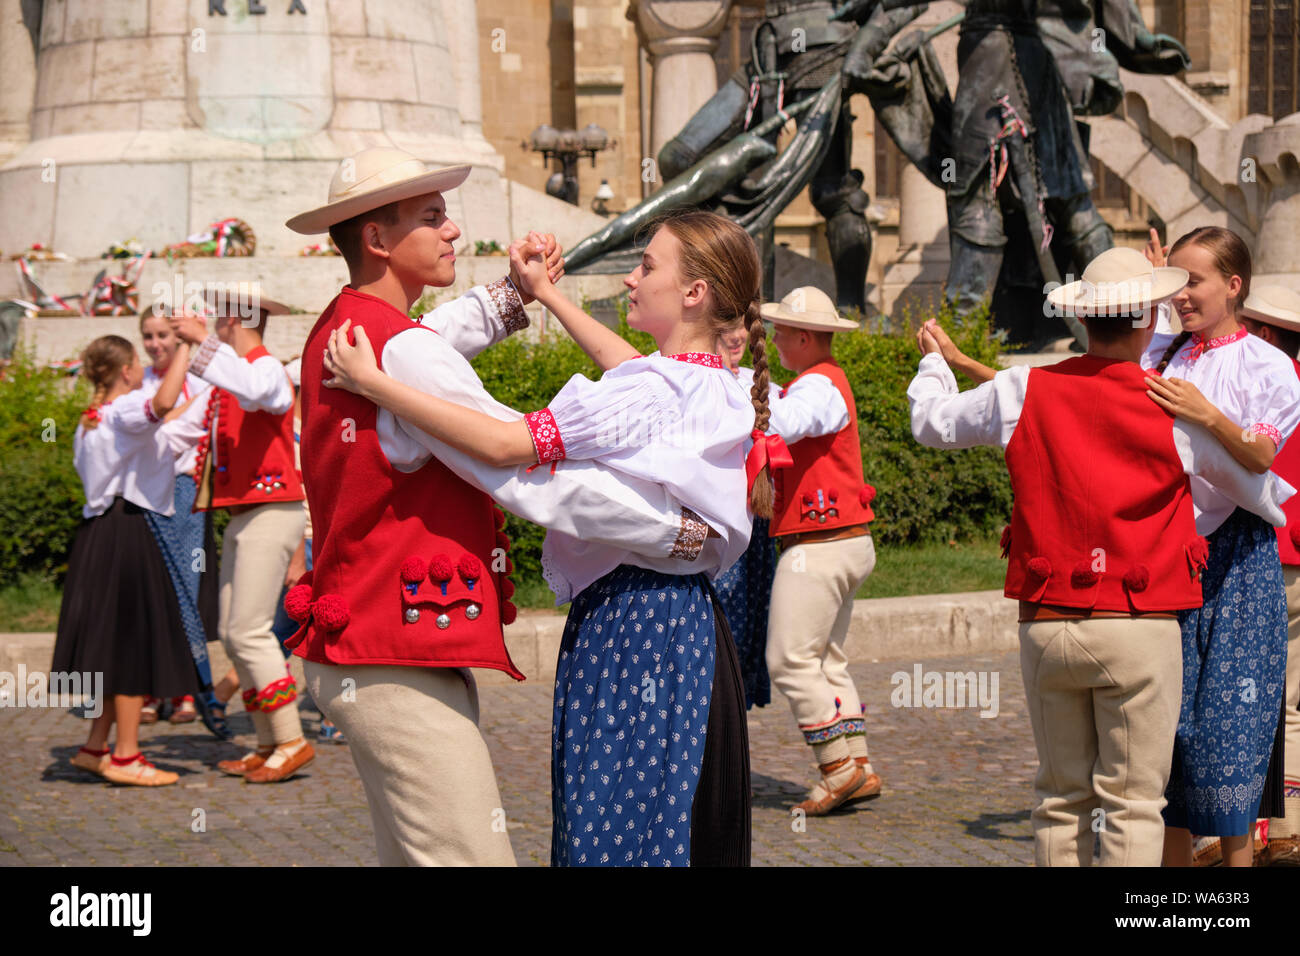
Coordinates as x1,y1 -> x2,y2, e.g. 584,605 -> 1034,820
285,287 -> 522,678
1003,357 -> 1204,612
192,345 -> 305,510
771,360 -> 876,538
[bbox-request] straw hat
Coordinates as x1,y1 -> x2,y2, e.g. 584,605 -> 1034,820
760,286 -> 860,332
204,282 -> 290,319
1046,246 -> 1188,316
1241,283 -> 1300,334
286,147 -> 471,235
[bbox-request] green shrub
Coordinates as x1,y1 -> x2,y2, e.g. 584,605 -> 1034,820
0,345 -> 91,587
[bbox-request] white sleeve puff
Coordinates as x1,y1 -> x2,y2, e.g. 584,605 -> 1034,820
101,391 -> 160,434
1242,354 -> 1300,452
528,367 -> 677,464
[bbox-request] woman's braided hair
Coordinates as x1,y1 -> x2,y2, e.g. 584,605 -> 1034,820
79,335 -> 135,429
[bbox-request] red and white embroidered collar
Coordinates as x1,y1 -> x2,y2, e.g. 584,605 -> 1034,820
666,352 -> 723,369
1181,327 -> 1248,361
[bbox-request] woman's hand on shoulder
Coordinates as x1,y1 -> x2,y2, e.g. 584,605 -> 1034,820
322,319 -> 381,397
1144,374 -> 1216,427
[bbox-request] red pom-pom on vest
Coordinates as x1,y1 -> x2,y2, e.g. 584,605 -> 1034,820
495,532 -> 511,552
494,508 -> 507,530
1071,560 -> 1100,588
1123,565 -> 1150,592
399,556 -> 428,584
502,578 -> 515,599
859,485 -> 877,508
502,601 -> 518,626
999,525 -> 1012,559
457,553 -> 481,581
1186,535 -> 1210,577
284,584 -> 314,623
1290,523 -> 1300,551
428,554 -> 454,582
1027,556 -> 1052,580
313,594 -> 350,631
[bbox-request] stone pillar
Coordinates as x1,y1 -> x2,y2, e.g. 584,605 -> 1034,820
1244,114 -> 1300,286
880,1 -> 960,315
633,0 -> 732,164
0,0 -> 38,165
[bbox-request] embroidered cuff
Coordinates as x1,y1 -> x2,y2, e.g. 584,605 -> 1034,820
143,395 -> 161,424
524,408 -> 566,463
1248,423 -> 1283,448
669,507 -> 708,561
190,334 -> 222,376
486,276 -> 529,335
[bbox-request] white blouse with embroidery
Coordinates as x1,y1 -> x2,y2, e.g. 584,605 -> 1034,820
74,392 -> 177,518
141,365 -> 212,476
525,352 -> 755,596
1140,328 -> 1300,534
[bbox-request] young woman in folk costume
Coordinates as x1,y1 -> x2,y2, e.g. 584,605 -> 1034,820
1139,227 -> 1300,866
323,210 -> 767,866
54,335 -> 197,785
135,308 -> 229,737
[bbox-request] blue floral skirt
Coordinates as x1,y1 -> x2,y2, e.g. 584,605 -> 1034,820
142,476 -> 214,691
1163,508 -> 1287,836
713,517 -> 776,709
551,564 -> 750,866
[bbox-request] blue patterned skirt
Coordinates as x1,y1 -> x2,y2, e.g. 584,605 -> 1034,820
142,476 -> 214,692
1163,508 -> 1288,836
552,565 -> 721,866
713,517 -> 776,709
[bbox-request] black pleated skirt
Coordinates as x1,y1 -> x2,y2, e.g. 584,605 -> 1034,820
52,497 -> 198,699
689,584 -> 753,866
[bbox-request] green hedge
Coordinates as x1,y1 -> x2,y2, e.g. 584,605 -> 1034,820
0,300 -> 1011,594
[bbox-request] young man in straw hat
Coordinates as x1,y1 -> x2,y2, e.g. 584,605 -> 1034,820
283,146 -> 712,865
908,246 -> 1292,865
759,286 -> 883,816
169,286 -> 313,783
1238,284 -> 1300,866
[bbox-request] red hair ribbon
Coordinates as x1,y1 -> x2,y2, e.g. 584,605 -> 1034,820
745,430 -> 793,494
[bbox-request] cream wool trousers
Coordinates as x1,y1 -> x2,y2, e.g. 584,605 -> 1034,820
1019,616 -> 1183,866
304,660 -> 517,867
218,501 -> 305,745
766,534 -> 876,735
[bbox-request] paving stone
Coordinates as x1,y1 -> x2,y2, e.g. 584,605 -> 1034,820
1,650 -> 1035,866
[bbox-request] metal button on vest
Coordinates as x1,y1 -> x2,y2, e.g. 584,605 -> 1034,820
465,603 -> 481,620
436,613 -> 451,629
819,514 -> 827,523
404,607 -> 420,624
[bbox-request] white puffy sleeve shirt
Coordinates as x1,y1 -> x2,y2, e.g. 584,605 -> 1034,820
908,352 -> 1293,534
1142,330 -> 1300,534
141,365 -> 212,476
74,391 -> 177,518
371,289 -> 709,605
188,337 -> 294,415
526,352 -> 754,594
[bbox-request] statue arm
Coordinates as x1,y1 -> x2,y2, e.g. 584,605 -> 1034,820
1098,0 -> 1190,74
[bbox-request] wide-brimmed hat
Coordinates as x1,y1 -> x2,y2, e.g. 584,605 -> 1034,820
760,286 -> 859,332
1241,284 -> 1300,334
140,282 -> 290,320
1047,246 -> 1187,317
286,148 -> 471,235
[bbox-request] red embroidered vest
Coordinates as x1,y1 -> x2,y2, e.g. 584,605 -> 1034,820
770,360 -> 876,538
286,287 -> 522,678
1272,357 -> 1300,566
1003,356 -> 1204,612
193,345 -> 305,510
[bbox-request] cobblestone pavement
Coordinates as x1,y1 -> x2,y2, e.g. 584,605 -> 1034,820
1,650 -> 1035,866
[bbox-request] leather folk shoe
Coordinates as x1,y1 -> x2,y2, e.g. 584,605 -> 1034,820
842,757 -> 883,807
245,740 -> 315,784
216,746 -> 275,777
69,747 -> 109,777
793,757 -> 866,817
102,753 -> 178,787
